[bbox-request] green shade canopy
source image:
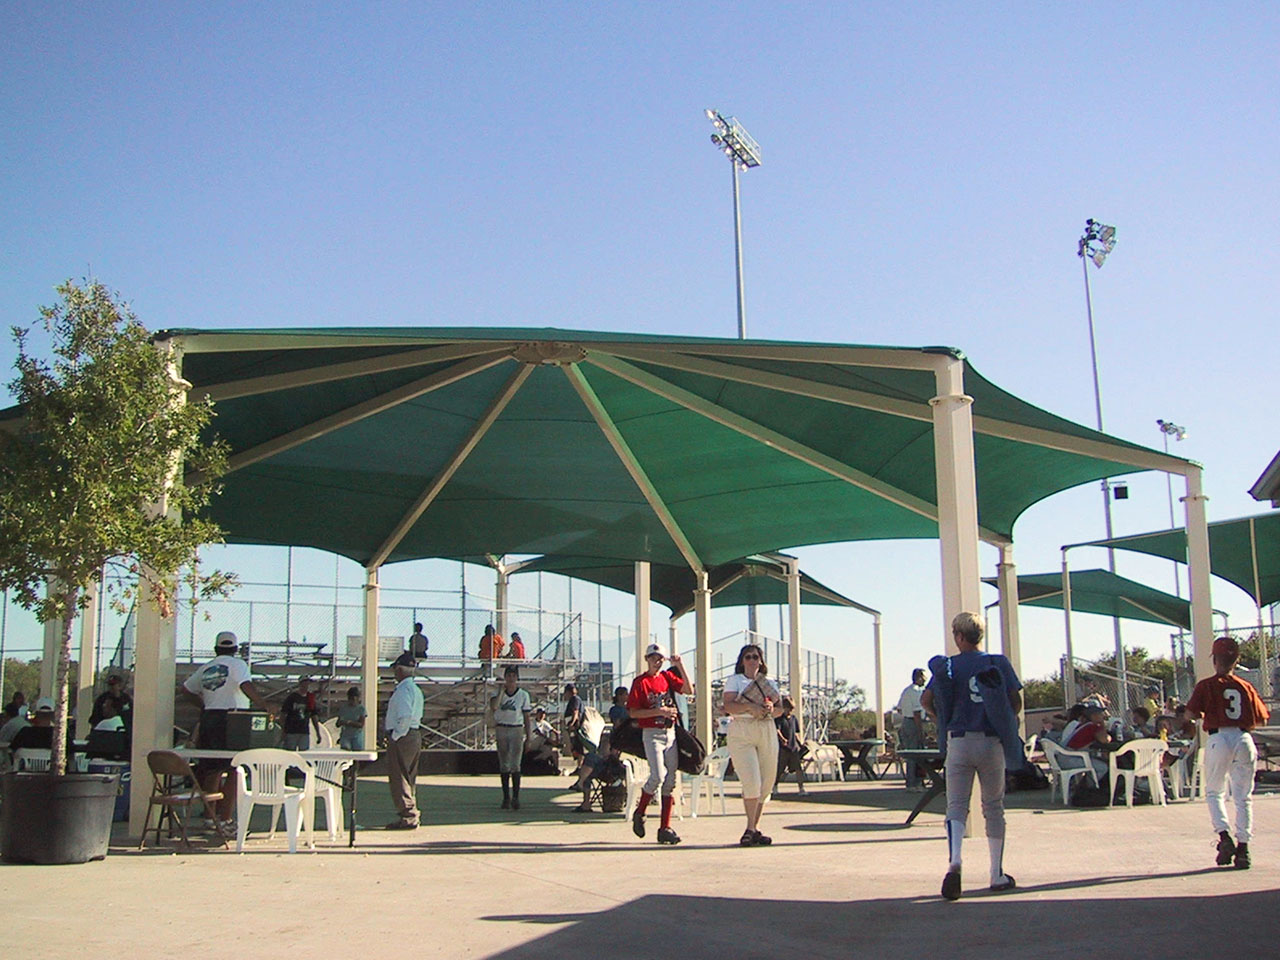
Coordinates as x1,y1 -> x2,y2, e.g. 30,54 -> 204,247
26,326 -> 1185,570
510,553 -> 875,618
982,569 -> 1191,629
1076,512 -> 1280,607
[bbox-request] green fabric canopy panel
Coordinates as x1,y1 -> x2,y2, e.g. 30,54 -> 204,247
1076,512 -> 1280,607
982,569 -> 1191,629
510,554 -> 872,617
20,326 -> 1186,570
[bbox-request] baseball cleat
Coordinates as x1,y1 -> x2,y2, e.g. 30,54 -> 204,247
941,869 -> 962,901
631,809 -> 646,838
656,827 -> 682,845
1235,843 -> 1251,870
1216,831 -> 1236,866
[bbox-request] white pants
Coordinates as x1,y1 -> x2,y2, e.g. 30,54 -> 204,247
727,717 -> 779,800
642,726 -> 679,797
944,733 -> 1006,840
1204,728 -> 1258,842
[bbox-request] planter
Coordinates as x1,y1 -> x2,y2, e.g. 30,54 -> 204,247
1,772 -> 119,864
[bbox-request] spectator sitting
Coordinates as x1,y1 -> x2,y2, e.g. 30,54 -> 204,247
1128,706 -> 1154,739
607,686 -> 630,727
1141,686 -> 1162,718
1057,704 -> 1088,746
93,699 -> 126,732
88,672 -> 132,729
6,691 -> 30,720
572,745 -> 627,813
1175,705 -> 1197,740
1065,703 -> 1112,782
409,623 -> 429,658
0,702 -> 29,744
1162,697 -> 1179,718
479,624 -> 505,660
8,697 -> 76,760
506,632 -> 526,659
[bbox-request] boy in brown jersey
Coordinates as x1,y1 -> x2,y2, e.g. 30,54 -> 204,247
1186,636 -> 1270,869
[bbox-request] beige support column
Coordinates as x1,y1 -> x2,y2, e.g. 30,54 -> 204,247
786,559 -> 804,736
128,577 -> 177,834
76,580 -> 100,739
930,357 -> 984,652
872,615 -> 885,741
693,571 -> 712,752
494,567 -> 509,639
995,543 -> 1025,737
1183,466 -> 1214,679
669,620 -> 679,657
363,567 -> 381,750
634,561 -> 651,679
1062,552 -> 1077,704
41,610 -> 62,697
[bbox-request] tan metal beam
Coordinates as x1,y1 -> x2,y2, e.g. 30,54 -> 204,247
368,365 -> 533,569
562,364 -> 705,574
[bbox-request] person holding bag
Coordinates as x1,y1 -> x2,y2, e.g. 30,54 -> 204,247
723,643 -> 784,846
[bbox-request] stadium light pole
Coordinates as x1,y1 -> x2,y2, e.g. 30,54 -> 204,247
706,108 -> 763,634
1078,219 -> 1129,710
1158,418 -> 1190,697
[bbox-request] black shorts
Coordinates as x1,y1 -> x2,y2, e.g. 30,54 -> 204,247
196,710 -> 231,776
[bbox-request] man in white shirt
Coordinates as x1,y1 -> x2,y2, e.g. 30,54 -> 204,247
897,668 -> 927,791
181,631 -> 270,823
385,652 -> 424,830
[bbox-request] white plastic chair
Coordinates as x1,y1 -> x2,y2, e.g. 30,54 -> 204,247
319,718 -> 340,748
682,746 -> 730,818
305,753 -> 354,841
1109,739 -> 1168,808
803,741 -> 844,782
1189,746 -> 1207,800
231,748 -> 316,853
13,748 -> 52,772
1165,747 -> 1195,800
1042,740 -> 1099,805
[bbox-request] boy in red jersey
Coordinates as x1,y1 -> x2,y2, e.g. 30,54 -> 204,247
627,642 -> 693,845
1186,636 -> 1270,869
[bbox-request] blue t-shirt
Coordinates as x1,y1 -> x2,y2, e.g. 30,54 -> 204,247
930,650 -> 1021,736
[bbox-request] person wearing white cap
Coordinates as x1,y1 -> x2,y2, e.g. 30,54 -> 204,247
625,641 -> 693,845
7,696 -> 63,759
180,631 -> 270,824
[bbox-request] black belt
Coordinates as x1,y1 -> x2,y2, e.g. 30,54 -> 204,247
496,723 -> 523,728
948,730 -> 999,738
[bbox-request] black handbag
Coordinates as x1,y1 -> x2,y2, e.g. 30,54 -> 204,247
674,718 -> 708,775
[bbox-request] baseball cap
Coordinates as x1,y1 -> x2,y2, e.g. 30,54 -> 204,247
645,642 -> 667,659
215,631 -> 238,651
1212,636 -> 1240,658
34,696 -> 54,713
392,651 -> 417,668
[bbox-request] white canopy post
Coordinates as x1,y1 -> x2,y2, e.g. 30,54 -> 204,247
1062,551 -> 1076,704
872,614 -> 885,742
785,556 -> 804,736
362,566 -> 381,749
75,578 -> 100,740
996,542 -> 1024,736
40,605 -> 61,698
694,570 -> 712,751
930,356 -> 984,651
1183,466 -> 1214,679
494,562 -> 509,640
634,561 -> 651,680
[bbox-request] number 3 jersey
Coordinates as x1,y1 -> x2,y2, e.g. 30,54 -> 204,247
1187,673 -> 1270,731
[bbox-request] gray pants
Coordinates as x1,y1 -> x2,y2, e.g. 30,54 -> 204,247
642,726 -> 679,796
944,733 -> 1006,839
496,726 -> 524,773
388,730 -> 421,825
899,719 -> 924,788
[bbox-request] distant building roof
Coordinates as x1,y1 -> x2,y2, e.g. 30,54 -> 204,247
1249,451 -> 1280,507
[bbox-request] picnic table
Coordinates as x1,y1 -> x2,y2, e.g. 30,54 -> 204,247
829,739 -> 886,780
896,748 -> 946,824
177,747 -> 376,847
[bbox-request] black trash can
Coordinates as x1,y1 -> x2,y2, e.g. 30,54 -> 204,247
1,772 -> 119,864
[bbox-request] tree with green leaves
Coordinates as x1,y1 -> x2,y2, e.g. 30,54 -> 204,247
0,280 -> 236,775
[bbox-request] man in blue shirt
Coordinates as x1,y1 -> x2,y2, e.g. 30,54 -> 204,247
922,611 -> 1022,901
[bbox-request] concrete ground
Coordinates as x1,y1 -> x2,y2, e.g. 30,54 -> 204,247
9,772 -> 1280,958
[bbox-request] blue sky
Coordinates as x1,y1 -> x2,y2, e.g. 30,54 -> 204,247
2,3 -> 1277,693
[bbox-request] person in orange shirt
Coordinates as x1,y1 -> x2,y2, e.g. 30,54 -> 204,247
479,624 -> 505,660
507,632 -> 526,659
1186,636 -> 1271,870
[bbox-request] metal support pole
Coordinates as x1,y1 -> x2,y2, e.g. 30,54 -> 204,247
996,542 -> 1025,736
362,567 -> 380,750
786,558 -> 803,737
1184,467 -> 1214,679
872,614 -> 885,742
1062,551 -> 1077,704
694,571 -> 713,752
76,578 -> 101,740
634,561 -> 651,680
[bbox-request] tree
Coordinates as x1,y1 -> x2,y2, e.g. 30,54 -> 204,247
1021,675 -> 1064,710
0,280 -> 236,774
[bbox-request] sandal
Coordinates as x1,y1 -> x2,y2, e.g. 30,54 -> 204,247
740,830 -> 757,846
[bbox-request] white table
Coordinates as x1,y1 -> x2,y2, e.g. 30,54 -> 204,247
176,748 -> 377,847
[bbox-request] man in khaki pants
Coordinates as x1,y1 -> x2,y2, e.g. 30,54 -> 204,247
385,652 -> 424,830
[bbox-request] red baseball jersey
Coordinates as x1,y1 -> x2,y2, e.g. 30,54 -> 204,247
627,670 -> 686,729
1187,674 -> 1270,731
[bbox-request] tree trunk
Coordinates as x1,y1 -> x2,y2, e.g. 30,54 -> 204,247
50,585 -> 78,776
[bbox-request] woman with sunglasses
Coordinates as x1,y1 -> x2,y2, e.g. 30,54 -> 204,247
723,643 -> 784,845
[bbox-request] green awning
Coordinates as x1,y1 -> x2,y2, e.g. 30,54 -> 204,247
510,553 -> 874,618
21,327 -> 1186,569
1075,512 -> 1280,607
982,569 -> 1191,629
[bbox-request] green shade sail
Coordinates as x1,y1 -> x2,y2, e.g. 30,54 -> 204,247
1076,512 -> 1280,607
982,569 -> 1191,629
18,326 -> 1186,570
509,553 -> 874,617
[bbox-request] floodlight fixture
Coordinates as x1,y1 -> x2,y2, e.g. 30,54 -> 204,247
1157,418 -> 1188,442
1079,218 -> 1117,268
705,108 -> 762,170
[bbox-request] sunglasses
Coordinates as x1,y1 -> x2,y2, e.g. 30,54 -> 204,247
742,653 -> 761,661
